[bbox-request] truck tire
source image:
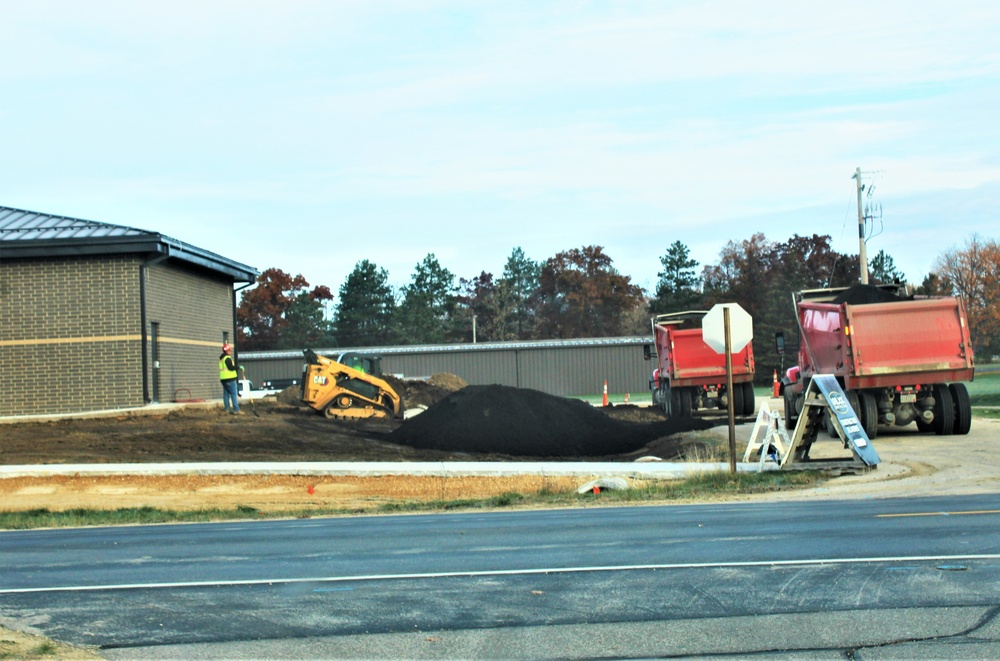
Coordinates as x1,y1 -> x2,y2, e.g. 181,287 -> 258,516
731,384 -> 744,416
949,383 -> 972,435
742,382 -> 756,416
932,384 -> 954,436
858,391 -> 879,439
783,389 -> 799,430
678,388 -> 693,418
845,391 -> 862,434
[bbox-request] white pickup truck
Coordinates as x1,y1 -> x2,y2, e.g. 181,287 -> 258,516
237,379 -> 276,400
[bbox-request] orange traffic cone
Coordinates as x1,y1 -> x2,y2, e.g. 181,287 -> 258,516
625,393 -> 630,404
772,370 -> 779,398
602,380 -> 609,406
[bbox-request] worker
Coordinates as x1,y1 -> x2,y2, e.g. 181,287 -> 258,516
219,343 -> 243,415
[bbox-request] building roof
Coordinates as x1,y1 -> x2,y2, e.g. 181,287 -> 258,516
0,205 -> 257,283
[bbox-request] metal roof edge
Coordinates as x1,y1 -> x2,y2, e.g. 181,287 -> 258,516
0,206 -> 258,283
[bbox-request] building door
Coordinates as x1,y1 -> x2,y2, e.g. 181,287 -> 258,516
151,322 -> 161,404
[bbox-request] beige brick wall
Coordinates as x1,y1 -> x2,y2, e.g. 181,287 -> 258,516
0,256 -> 144,415
0,255 -> 239,416
145,263 -> 236,403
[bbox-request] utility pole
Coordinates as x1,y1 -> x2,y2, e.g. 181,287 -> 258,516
853,166 -> 869,284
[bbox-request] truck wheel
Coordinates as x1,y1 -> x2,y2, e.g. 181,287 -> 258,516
783,389 -> 798,429
845,391 -> 862,433
949,383 -> 972,435
731,385 -> 744,416
678,388 -> 693,418
742,382 -> 756,416
859,391 -> 879,439
823,410 -> 837,437
932,384 -> 954,435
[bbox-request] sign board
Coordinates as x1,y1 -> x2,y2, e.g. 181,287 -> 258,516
703,303 -> 753,354
811,375 -> 880,466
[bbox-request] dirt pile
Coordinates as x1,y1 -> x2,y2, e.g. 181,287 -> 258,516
833,284 -> 912,305
384,373 -> 468,409
391,384 -> 716,457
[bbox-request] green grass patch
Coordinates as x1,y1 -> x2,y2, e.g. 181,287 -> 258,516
968,371 -> 1000,406
0,471 -> 825,530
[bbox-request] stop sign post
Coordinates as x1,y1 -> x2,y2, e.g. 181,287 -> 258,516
703,303 -> 753,473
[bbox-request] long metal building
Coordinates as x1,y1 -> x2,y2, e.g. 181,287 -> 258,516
241,336 -> 657,398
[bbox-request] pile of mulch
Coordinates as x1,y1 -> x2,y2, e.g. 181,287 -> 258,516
833,284 -> 912,305
384,373 -> 467,409
390,384 -> 717,457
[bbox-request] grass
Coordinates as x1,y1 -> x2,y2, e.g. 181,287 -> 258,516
0,470 -> 825,531
968,370 -> 1000,407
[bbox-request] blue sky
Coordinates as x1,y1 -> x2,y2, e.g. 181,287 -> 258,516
2,1 -> 998,298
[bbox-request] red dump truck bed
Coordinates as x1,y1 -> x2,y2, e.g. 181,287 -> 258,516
654,324 -> 755,387
649,311 -> 756,418
797,296 -> 975,389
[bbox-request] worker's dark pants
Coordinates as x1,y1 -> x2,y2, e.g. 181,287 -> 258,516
221,380 -> 240,412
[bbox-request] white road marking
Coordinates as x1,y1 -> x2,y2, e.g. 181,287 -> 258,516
2,554 -> 999,595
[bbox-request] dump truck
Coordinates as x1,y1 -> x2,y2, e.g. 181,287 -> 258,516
780,284 -> 975,437
301,349 -> 403,419
646,311 -> 756,418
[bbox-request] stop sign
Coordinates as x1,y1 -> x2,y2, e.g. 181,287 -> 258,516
703,303 -> 753,354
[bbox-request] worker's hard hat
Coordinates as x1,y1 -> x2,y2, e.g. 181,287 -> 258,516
222,343 -> 232,354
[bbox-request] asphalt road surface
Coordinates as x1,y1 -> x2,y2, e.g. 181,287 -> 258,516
2,494 -> 999,659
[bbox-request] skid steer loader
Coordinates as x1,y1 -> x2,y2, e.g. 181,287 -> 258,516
301,349 -> 403,420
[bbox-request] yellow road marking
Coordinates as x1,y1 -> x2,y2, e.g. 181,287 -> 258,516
877,509 -> 1000,518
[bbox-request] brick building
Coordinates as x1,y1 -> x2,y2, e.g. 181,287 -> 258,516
0,206 -> 257,417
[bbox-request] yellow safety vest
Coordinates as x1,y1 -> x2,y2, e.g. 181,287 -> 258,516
219,356 -> 238,381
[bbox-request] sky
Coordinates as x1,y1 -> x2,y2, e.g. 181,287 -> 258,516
2,1 -> 998,300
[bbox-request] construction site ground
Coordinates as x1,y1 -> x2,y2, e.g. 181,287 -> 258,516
1,377 -> 998,513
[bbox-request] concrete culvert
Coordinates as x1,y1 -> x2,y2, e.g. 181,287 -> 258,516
389,384 -> 717,457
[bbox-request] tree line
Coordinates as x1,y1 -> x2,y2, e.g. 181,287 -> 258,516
237,232 -> 999,382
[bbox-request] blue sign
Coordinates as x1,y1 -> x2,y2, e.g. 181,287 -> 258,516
811,375 -> 880,466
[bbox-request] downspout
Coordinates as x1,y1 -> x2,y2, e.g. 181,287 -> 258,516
140,251 -> 170,404
233,281 -> 254,366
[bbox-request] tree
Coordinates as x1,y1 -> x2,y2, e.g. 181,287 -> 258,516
916,272 -> 953,297
700,233 -> 776,318
454,272 -> 502,342
333,260 -> 396,346
868,249 -> 906,284
396,253 -> 457,344
498,247 -> 542,339
280,288 -> 334,350
237,268 -> 330,351
534,246 -> 646,338
649,241 -> 701,315
934,234 -> 1000,358
698,233 -> 859,383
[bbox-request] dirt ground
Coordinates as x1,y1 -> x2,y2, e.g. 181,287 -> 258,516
0,378 -> 720,513
1,376 -> 998,513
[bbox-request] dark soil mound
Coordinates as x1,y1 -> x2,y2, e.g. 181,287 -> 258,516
390,384 -> 716,457
383,373 -> 466,409
833,284 -> 911,305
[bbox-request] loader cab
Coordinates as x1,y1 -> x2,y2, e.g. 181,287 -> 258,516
336,352 -> 382,377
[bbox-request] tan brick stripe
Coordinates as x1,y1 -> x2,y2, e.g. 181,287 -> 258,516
0,336 -> 219,348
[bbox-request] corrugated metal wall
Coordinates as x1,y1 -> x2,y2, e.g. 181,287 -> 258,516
240,337 -> 656,397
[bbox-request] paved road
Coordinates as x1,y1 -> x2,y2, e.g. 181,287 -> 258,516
2,494 -> 999,659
